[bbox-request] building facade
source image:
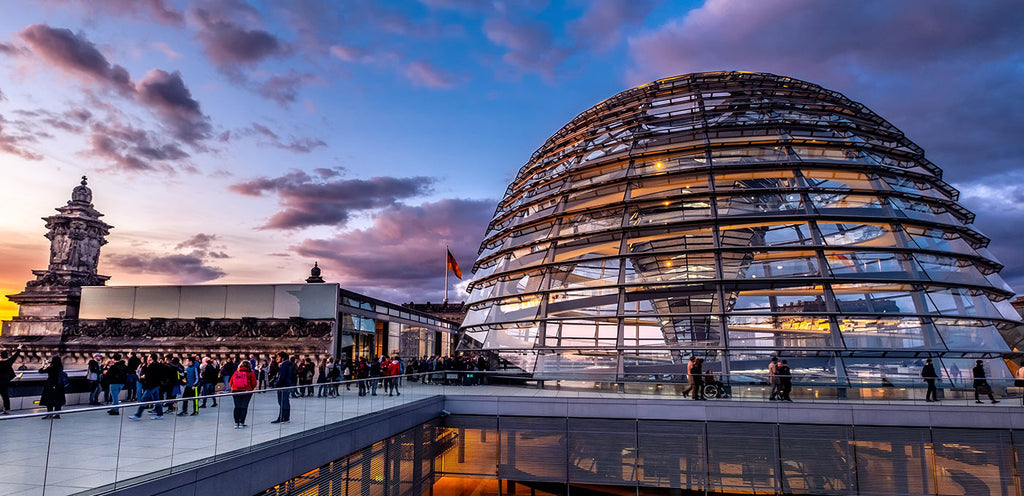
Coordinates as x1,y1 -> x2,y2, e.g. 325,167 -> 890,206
1,180 -> 458,366
459,71 -> 1022,388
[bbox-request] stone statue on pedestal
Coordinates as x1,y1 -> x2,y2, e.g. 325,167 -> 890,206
5,177 -> 113,336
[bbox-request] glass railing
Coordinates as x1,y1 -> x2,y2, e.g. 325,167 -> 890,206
1,370 -> 1020,495
0,373 -> 452,496
510,371 -> 1023,406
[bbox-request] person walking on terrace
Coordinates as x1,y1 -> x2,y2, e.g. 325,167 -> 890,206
129,354 -> 166,420
682,356 -> 697,398
230,360 -> 258,428
691,358 -> 705,400
973,359 -> 999,404
200,357 -> 219,408
768,357 -> 780,401
271,352 -> 294,424
86,353 -> 103,405
178,356 -> 201,416
39,355 -> 66,419
921,358 -> 940,403
777,360 -> 793,401
104,353 -> 128,415
0,345 -> 23,414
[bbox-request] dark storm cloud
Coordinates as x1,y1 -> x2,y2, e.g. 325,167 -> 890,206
106,252 -> 226,284
135,69 -> 213,145
627,0 -> 1024,183
18,24 -> 133,94
292,198 -> 494,300
229,170 -> 435,229
243,123 -> 326,153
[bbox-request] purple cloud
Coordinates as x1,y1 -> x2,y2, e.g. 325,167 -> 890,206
85,121 -> 190,172
13,25 -> 214,156
175,233 -> 218,250
41,0 -> 184,26
0,42 -> 22,55
0,118 -> 44,161
135,69 -> 212,145
106,252 -> 225,284
192,7 -> 285,70
243,123 -> 327,153
292,198 -> 494,301
257,71 -> 322,104
18,24 -> 133,94
484,18 -> 570,79
229,169 -> 435,229
626,0 -> 1024,183
569,0 -> 657,52
403,61 -> 461,89
329,45 -> 367,62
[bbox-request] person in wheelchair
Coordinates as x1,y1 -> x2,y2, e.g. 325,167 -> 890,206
702,370 -> 731,399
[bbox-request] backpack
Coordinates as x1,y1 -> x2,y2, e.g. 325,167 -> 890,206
230,371 -> 250,391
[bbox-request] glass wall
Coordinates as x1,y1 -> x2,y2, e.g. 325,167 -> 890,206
259,415 -> 1024,496
80,284 -> 339,319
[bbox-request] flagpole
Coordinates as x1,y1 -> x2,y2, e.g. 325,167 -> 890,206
444,245 -> 450,304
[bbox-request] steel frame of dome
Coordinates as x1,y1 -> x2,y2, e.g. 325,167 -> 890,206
459,71 -> 1022,386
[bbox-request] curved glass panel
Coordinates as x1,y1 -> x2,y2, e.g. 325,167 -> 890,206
461,71 -> 1021,378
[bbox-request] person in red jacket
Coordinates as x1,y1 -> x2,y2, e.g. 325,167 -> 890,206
229,360 -> 258,428
386,358 -> 401,396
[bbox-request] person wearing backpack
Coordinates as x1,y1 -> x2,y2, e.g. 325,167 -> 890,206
229,360 -> 258,428
39,355 -> 67,419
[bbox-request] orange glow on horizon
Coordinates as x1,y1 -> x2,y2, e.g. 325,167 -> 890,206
0,287 -> 19,324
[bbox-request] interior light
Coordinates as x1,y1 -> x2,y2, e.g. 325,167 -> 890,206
655,162 -> 663,168
666,261 -> 673,267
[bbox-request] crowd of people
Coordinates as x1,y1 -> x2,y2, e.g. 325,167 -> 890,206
0,348 -> 493,427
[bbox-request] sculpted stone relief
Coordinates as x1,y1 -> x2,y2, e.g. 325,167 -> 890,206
46,219 -> 105,273
68,318 -> 334,340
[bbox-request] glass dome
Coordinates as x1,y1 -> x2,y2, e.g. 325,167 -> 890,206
460,71 -> 1021,384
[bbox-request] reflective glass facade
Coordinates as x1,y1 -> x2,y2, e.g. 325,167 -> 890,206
461,71 -> 1021,381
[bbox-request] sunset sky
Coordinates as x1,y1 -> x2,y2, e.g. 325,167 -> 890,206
1,0 -> 1023,322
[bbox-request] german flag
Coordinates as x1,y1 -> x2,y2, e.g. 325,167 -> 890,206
446,249 -> 463,280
